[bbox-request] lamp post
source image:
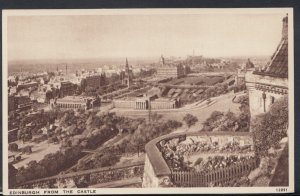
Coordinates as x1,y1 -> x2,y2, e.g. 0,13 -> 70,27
262,91 -> 266,112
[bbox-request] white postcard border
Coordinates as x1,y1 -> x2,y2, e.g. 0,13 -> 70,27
2,8 -> 295,195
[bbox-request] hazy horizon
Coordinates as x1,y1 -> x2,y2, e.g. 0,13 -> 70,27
7,12 -> 286,62
7,55 -> 270,65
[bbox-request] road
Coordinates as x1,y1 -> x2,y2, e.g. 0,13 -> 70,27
112,91 -> 243,132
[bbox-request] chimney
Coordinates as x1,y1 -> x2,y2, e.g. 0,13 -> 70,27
282,14 -> 288,40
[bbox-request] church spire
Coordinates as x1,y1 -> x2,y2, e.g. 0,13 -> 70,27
160,55 -> 165,66
126,58 -> 129,68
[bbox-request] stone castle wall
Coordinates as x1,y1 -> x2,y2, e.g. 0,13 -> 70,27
143,132 -> 254,188
142,155 -> 173,188
245,71 -> 288,117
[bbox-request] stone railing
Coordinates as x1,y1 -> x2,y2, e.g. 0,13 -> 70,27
15,161 -> 144,189
142,131 -> 255,187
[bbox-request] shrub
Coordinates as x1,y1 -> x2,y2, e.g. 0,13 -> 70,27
32,134 -> 48,144
252,95 -> 288,156
21,146 -> 32,154
183,114 -> 198,128
94,153 -> 120,168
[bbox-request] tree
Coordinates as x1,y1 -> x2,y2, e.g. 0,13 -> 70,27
9,163 -> 18,188
94,153 -> 120,168
24,160 -> 47,181
205,87 -> 216,98
21,146 -> 32,154
224,111 -> 237,129
45,90 -> 53,103
201,111 -> 224,132
150,112 -> 163,122
183,114 -> 198,128
252,95 -> 288,156
8,143 -> 19,152
215,83 -> 226,95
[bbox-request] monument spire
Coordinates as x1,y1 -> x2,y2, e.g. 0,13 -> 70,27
126,58 -> 129,68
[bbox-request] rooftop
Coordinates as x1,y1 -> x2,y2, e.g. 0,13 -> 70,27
253,15 -> 288,78
56,96 -> 89,103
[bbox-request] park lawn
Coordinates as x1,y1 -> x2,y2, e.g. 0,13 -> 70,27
167,76 -> 224,86
12,140 -> 60,169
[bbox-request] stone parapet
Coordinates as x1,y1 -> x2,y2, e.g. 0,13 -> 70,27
143,131 -> 254,187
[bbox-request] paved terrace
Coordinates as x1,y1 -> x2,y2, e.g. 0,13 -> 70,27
145,131 -> 253,178
143,131 -> 256,187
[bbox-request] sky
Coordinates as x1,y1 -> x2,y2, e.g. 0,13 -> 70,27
7,12 -> 287,62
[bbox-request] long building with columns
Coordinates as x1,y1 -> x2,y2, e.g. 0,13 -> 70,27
113,95 -> 179,110
50,96 -> 101,110
245,14 -> 288,117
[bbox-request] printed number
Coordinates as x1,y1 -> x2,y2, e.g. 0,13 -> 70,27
276,188 -> 288,192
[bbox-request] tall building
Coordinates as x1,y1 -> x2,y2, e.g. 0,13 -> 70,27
120,58 -> 133,87
245,14 -> 288,117
235,59 -> 255,86
86,74 -> 106,90
16,82 -> 38,92
59,81 -> 76,98
156,55 -> 185,79
185,55 -> 203,65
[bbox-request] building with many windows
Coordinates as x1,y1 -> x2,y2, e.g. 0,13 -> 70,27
156,55 -> 186,79
59,81 -> 77,98
113,94 -> 180,110
50,96 -> 101,110
16,82 -> 38,92
86,74 -> 106,90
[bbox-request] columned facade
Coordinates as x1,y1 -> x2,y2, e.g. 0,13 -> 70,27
56,102 -> 86,110
113,97 -> 177,110
135,99 -> 148,110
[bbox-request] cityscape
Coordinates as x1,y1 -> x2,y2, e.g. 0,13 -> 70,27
5,10 -> 290,191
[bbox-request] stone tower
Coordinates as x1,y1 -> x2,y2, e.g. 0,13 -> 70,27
245,14 -> 288,117
122,58 -> 132,88
160,55 -> 165,66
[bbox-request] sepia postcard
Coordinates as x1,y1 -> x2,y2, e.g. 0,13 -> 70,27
2,8 -> 294,195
